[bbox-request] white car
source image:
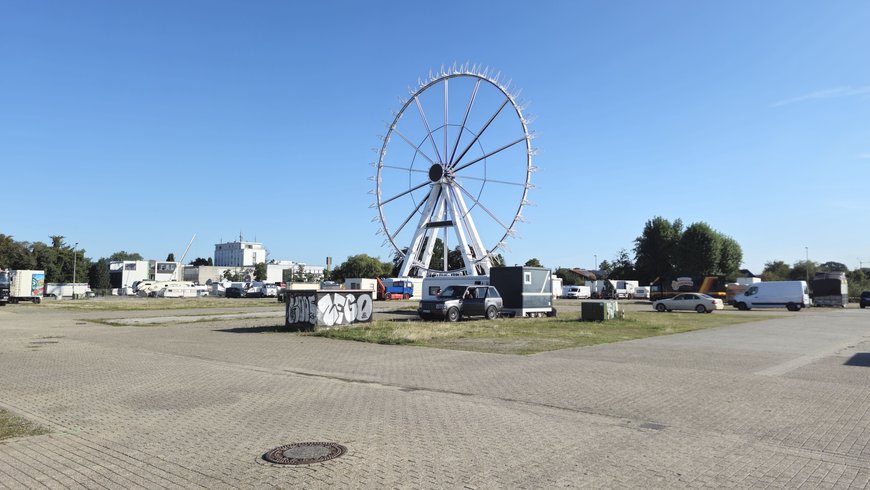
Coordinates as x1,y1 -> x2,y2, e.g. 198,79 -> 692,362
653,293 -> 724,313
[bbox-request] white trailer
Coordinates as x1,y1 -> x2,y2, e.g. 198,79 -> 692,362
44,282 -> 92,299
421,275 -> 489,301
344,278 -> 378,294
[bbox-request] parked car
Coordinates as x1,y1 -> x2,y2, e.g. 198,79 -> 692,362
418,285 -> 503,321
225,286 -> 247,298
860,291 -> 870,309
653,293 -> 724,313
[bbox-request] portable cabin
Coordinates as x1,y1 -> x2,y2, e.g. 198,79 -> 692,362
489,266 -> 554,317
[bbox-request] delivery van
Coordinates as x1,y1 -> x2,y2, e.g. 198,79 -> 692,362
733,281 -> 810,311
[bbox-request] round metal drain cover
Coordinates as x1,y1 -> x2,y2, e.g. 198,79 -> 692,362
263,442 -> 347,465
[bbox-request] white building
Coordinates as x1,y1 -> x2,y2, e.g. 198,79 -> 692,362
265,260 -> 325,284
108,260 -> 151,288
214,241 -> 267,267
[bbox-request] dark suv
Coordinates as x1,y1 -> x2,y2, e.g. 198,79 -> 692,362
418,285 -> 503,322
860,291 -> 870,309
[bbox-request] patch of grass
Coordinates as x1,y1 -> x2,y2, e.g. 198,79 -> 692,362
307,311 -> 779,355
0,409 -> 49,441
43,297 -> 283,312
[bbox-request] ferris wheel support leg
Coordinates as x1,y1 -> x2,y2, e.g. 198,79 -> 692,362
444,186 -> 479,276
398,185 -> 440,278
419,193 -> 446,273
452,185 -> 491,275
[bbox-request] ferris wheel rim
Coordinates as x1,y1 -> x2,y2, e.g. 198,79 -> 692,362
374,67 -> 533,271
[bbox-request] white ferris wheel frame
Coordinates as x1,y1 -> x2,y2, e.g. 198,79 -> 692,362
374,65 -> 535,277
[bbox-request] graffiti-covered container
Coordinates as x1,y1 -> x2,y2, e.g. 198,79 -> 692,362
285,289 -> 374,330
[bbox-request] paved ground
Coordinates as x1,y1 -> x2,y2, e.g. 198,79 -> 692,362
1,301 -> 869,488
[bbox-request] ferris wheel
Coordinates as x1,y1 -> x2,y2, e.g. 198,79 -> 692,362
373,64 -> 536,277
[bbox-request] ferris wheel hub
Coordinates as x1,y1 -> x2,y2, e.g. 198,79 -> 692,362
428,163 -> 445,182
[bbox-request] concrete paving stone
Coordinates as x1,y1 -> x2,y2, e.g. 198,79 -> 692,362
1,305 -> 870,487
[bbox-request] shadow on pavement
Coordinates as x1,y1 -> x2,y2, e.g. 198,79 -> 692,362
214,325 -> 301,333
844,353 -> 870,367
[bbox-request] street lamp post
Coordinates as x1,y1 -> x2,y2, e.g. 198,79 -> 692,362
594,254 -> 597,270
804,247 -> 810,284
72,242 -> 79,300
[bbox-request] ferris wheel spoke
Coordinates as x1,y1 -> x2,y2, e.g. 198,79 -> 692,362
454,181 -> 513,232
449,97 -> 510,168
414,96 -> 444,164
381,164 -> 427,174
380,180 -> 431,206
456,175 -> 528,187
390,190 -> 432,240
448,79 -> 481,166
452,136 -> 526,174
394,128 -> 437,165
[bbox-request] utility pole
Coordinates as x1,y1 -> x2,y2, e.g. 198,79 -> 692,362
804,247 -> 810,284
72,242 -> 79,300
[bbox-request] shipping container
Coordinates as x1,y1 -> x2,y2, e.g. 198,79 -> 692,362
489,266 -> 555,317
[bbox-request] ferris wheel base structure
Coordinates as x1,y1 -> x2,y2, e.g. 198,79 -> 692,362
373,64 -> 535,278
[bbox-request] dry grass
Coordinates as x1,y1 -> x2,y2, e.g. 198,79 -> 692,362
308,310 -> 779,355
40,297 -> 283,311
0,409 -> 49,441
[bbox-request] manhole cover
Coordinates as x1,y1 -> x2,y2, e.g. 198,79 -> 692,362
262,442 -> 347,465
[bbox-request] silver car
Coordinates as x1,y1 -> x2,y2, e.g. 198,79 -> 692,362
653,293 -> 724,313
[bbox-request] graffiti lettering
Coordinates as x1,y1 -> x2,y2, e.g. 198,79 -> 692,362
286,291 -> 374,327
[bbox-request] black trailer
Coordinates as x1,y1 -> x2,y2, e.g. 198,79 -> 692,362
489,266 -> 555,317
811,272 -> 848,307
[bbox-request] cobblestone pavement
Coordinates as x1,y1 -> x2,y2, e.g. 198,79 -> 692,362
1,303 -> 869,488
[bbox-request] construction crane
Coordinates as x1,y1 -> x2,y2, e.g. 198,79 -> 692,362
172,234 -> 197,281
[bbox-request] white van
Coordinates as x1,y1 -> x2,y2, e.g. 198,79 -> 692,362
633,287 -> 651,300
733,281 -> 810,311
561,285 -> 590,299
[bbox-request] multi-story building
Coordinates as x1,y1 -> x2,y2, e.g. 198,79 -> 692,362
214,241 -> 267,267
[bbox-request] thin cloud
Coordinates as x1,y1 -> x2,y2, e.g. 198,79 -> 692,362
771,86 -> 870,107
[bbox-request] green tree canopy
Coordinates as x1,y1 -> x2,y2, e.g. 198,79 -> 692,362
166,253 -> 175,262
819,261 -> 848,272
88,258 -> 111,290
633,217 -> 683,284
761,260 -> 791,281
190,257 -> 211,266
555,268 -> 584,286
717,235 -> 743,280
675,222 -> 722,276
608,249 -> 635,279
524,258 -> 543,267
253,262 -> 267,281
108,251 -> 144,261
332,254 -> 392,282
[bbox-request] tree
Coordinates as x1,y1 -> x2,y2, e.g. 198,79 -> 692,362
789,260 -> 817,282
331,254 -> 392,282
190,257 -> 211,266
598,260 -> 612,276
555,267 -> 584,286
819,261 -> 848,272
609,249 -> 635,279
633,217 -> 683,285
166,253 -> 175,262
108,251 -> 143,261
223,269 -> 244,281
717,235 -> 743,280
88,258 -> 111,290
253,262 -> 267,281
675,222 -> 721,276
0,234 -> 34,270
762,260 -> 791,281
525,258 -> 543,267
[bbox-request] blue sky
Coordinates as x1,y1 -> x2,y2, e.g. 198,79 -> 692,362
2,1 -> 868,275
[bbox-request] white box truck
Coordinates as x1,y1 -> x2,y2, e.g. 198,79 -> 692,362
9,270 -> 45,304
733,281 -> 810,311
